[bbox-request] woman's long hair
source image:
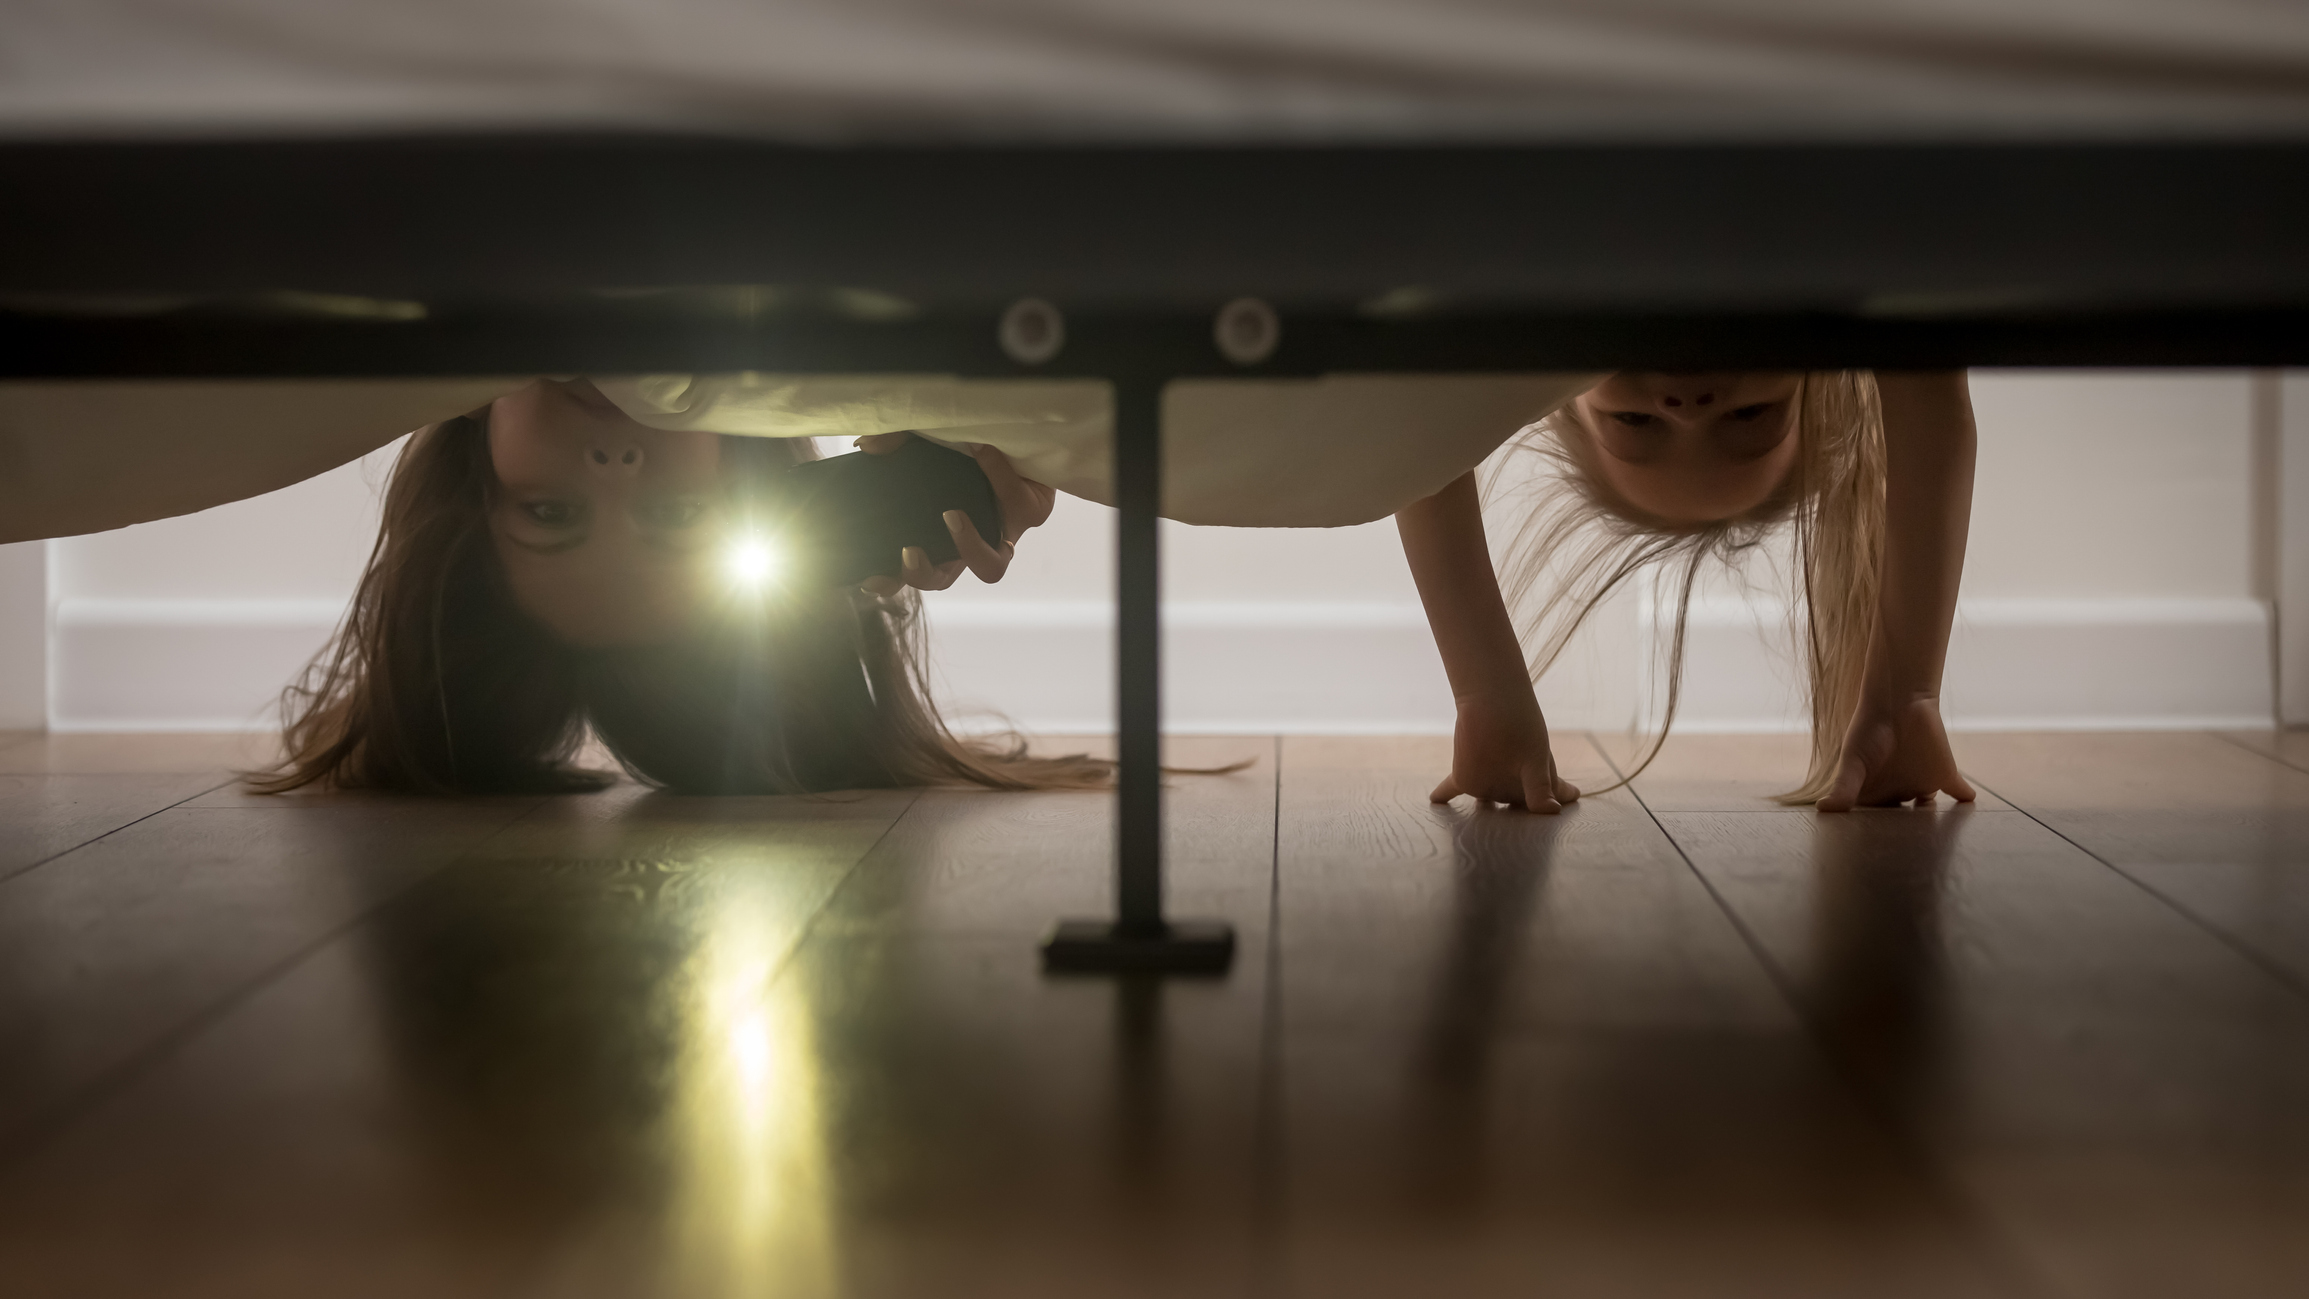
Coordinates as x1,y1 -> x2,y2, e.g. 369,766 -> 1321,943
1489,372 -> 1885,804
252,413 -> 1111,795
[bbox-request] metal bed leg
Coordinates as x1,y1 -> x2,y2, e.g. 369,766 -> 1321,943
1041,374 -> 1236,975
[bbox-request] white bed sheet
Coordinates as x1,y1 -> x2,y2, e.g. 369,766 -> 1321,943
8,0 -> 2309,143
0,371 -> 1603,542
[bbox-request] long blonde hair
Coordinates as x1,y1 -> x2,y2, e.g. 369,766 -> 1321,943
1488,372 -> 1885,804
253,414 -> 1112,795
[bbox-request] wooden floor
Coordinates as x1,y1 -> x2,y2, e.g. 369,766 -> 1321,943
1,728 -> 2307,1298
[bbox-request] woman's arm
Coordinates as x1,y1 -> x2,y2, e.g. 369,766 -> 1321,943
1397,470 -> 1580,812
1819,370 -> 1980,810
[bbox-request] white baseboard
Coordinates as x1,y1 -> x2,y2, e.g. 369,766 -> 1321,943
46,594 -> 2277,735
51,598 -> 343,733
1662,595 -> 2276,733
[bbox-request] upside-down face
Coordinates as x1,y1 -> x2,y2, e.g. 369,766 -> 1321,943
1572,372 -> 1805,525
484,378 -> 727,647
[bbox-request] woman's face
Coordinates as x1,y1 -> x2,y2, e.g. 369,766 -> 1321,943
1573,372 -> 1804,524
487,379 -> 726,647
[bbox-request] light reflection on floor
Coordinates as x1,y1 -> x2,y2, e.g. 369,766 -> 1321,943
665,878 -> 834,1299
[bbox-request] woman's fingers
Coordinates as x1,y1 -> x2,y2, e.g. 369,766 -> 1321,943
945,510 -> 1014,584
846,439 -> 1042,593
899,545 -> 965,592
1554,774 -> 1582,804
1945,770 -> 1979,803
1429,775 -> 1462,804
860,552 -> 963,595
859,518 -> 1014,596
967,443 -> 1056,543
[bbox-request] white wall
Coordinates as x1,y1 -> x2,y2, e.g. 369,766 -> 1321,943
2284,372 -> 2309,726
30,371 -> 2293,735
47,446 -> 395,730
0,541 -> 46,729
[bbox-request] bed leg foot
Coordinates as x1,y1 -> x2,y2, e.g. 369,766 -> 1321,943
1041,919 -> 1237,975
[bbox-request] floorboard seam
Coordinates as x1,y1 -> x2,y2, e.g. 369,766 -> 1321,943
1584,734 -> 2063,1299
0,774 -> 236,888
2208,730 -> 2309,779
1970,775 -> 2309,1009
0,790 -> 559,1172
766,785 -> 931,963
1248,734 -> 1287,1297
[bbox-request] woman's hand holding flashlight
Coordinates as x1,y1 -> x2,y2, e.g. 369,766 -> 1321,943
854,433 -> 1055,595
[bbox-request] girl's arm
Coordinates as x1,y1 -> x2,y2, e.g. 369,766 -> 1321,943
1397,470 -> 1581,813
1819,371 -> 1980,810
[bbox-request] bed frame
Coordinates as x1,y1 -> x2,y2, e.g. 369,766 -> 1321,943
6,138 -> 2307,971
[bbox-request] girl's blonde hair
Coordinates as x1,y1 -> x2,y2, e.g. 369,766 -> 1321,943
1488,372 -> 1886,804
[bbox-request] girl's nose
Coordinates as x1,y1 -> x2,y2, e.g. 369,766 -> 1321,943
1658,386 -> 1716,409
587,443 -> 644,475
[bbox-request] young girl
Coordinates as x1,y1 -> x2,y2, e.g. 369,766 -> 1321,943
0,368 -> 1976,810
1400,369 -> 1977,815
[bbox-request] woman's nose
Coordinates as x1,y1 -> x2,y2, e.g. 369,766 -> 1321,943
587,443 -> 644,475
1658,385 -> 1717,410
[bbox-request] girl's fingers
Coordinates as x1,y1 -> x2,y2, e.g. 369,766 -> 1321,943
1946,770 -> 1979,803
1818,754 -> 1867,813
1554,774 -> 1582,804
856,432 -> 913,456
1521,766 -> 1563,815
945,510 -> 1014,583
1429,776 -> 1462,804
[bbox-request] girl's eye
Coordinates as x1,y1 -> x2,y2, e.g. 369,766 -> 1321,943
1726,403 -> 1773,421
1609,411 -> 1657,427
523,500 -> 580,527
638,497 -> 710,530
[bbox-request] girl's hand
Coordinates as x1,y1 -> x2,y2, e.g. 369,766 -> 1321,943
855,433 -> 1056,596
1431,691 -> 1582,814
1818,695 -> 1978,811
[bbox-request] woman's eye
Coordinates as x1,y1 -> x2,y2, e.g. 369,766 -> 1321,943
1726,403 -> 1773,421
638,497 -> 710,530
523,500 -> 580,527
1609,411 -> 1657,427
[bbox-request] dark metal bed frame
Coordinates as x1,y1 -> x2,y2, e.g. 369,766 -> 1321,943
6,138 -> 2307,971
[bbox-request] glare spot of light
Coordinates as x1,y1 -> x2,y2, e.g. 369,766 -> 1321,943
725,535 -> 778,588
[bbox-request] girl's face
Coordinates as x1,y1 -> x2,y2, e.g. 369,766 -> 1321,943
1574,372 -> 1804,524
487,379 -> 726,646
